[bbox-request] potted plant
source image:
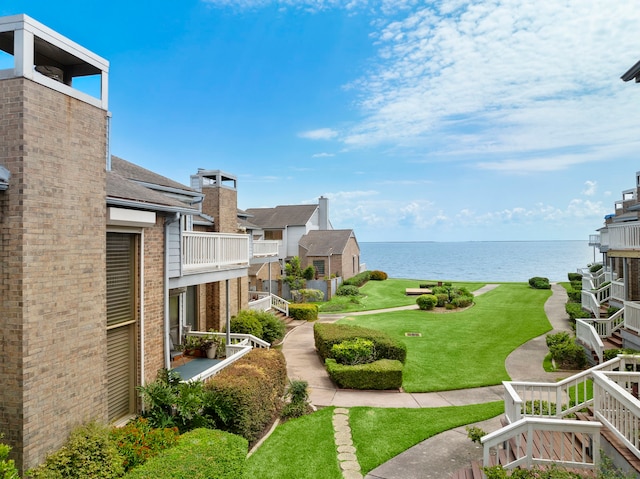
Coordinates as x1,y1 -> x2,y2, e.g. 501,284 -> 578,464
200,332 -> 224,359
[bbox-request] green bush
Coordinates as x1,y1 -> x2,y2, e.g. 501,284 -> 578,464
28,422 -> 125,479
325,358 -> 403,389
603,348 -> 640,361
110,418 -> 179,472
204,349 -> 286,444
570,280 -> 582,290
331,338 -> 376,365
124,429 -> 247,479
137,370 -> 213,433
229,310 -> 264,339
336,285 -> 361,296
314,323 -> 407,364
547,333 -> 587,370
435,293 -> 448,307
291,288 -> 324,303
302,265 -> 315,280
369,270 -> 388,281
567,272 -> 582,282
0,435 -> 18,479
528,276 -> 551,289
567,289 -> 581,302
342,271 -> 371,287
281,380 -> 312,420
565,303 -> 591,321
289,303 -> 318,321
607,306 -> 621,318
452,296 -> 473,308
416,294 -> 438,310
590,263 -> 603,273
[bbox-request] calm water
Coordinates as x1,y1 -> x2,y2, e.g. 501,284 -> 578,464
360,241 -> 596,283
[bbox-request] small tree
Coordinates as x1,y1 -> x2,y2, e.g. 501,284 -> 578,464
284,256 -> 305,290
302,265 -> 315,280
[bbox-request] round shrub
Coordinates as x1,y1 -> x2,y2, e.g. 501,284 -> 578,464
337,285 -> 360,296
370,270 -> 388,281
229,310 -> 264,339
436,293 -> 448,307
452,296 -> 473,308
331,338 -> 376,365
302,265 -> 315,280
528,277 -> 551,289
254,310 -> 286,343
416,294 -> 438,310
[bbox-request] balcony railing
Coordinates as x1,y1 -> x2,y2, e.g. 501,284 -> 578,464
607,223 -> 640,250
251,240 -> 279,258
625,301 -> 640,334
182,232 -> 249,273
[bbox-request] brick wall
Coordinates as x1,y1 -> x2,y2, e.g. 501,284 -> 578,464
202,185 -> 238,233
142,218 -> 166,382
0,78 -> 108,471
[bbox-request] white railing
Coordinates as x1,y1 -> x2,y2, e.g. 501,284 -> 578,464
576,319 -> 604,364
600,229 -> 610,249
607,223 -> 640,250
581,290 -> 601,319
495,356 -> 640,476
251,240 -> 279,258
482,418 -> 601,474
588,234 -> 600,246
248,292 -> 290,316
611,279 -> 625,302
182,232 -> 250,273
625,301 -> 640,334
593,370 -> 640,460
181,331 -> 269,382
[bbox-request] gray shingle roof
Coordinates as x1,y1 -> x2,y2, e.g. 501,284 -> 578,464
111,156 -> 198,195
299,229 -> 356,256
245,204 -> 318,229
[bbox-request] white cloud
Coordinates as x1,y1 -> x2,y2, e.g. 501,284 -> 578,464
312,152 -> 335,158
298,128 -> 339,140
582,181 -> 597,196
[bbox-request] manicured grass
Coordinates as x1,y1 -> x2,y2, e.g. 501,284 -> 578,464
350,402 -> 504,473
318,279 -> 486,313
337,283 -> 553,392
247,403 -> 504,477
245,407 -> 342,479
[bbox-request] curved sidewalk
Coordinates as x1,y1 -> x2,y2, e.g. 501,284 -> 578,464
281,283 -> 573,478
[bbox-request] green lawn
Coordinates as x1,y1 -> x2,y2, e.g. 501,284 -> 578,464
246,402 -> 504,477
318,278 -> 486,313
336,283 -> 553,392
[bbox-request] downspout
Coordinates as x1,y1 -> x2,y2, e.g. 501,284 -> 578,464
164,213 -> 181,370
225,279 -> 231,350
140,230 -> 145,386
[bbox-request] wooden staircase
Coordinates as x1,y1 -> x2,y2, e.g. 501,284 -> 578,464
451,408 -> 640,478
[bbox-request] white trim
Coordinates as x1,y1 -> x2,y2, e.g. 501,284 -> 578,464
107,207 -> 156,227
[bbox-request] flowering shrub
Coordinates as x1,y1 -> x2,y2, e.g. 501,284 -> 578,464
110,418 -> 179,472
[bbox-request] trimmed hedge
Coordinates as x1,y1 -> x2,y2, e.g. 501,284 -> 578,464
528,277 -> 551,289
124,429 -> 247,479
325,358 -> 403,389
289,303 -> 318,321
567,272 -> 582,282
566,289 -> 581,302
369,270 -> 388,280
204,349 -> 287,444
342,271 -> 371,287
314,323 -> 406,364
565,303 -> 591,322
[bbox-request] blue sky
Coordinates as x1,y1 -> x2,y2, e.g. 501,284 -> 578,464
3,1 -> 640,242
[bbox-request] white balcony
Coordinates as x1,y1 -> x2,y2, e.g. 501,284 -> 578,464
607,223 -> 640,251
182,232 -> 249,273
251,240 -> 279,258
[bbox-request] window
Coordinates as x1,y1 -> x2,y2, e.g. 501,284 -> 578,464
313,260 -> 325,276
265,230 -> 283,240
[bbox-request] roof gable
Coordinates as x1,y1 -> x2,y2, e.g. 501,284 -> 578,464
299,229 -> 356,256
245,204 -> 318,229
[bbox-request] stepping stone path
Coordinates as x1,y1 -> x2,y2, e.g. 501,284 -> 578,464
333,408 -> 363,479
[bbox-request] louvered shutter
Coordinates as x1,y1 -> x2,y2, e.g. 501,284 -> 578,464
106,233 -> 136,421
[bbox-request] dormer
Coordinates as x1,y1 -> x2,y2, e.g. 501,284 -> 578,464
0,14 -> 109,110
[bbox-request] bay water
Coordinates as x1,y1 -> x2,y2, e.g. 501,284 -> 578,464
359,240 -> 596,283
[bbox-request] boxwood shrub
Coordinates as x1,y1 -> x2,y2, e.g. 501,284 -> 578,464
314,323 -> 406,363
416,294 -> 438,310
342,271 -> 371,287
566,289 -> 581,302
336,284 -> 360,296
230,309 -> 287,344
203,349 -> 286,444
567,272 -> 582,282
124,429 -> 247,479
528,277 -> 551,289
289,303 -> 318,321
325,358 -> 403,389
565,303 -> 591,322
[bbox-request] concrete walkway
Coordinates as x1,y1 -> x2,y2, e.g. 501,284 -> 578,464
281,283 -> 573,478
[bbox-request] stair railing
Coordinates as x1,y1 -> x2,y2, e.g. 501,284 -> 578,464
576,319 -> 604,364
